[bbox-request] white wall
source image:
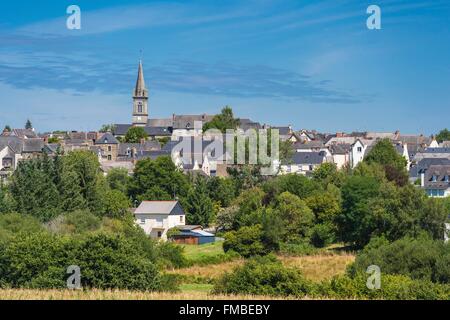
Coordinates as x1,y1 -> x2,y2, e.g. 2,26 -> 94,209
135,214 -> 185,240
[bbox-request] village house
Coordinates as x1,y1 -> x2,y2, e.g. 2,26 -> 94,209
134,201 -> 186,240
279,151 -> 327,175
94,132 -> 119,161
422,164 -> 450,197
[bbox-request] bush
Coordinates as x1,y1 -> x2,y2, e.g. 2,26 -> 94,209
348,237 -> 450,284
0,232 -> 175,291
155,241 -> 188,269
45,210 -> 101,234
278,242 -> 318,256
0,213 -> 43,242
213,255 -> 312,297
316,273 -> 450,300
223,225 -> 269,258
311,222 -> 336,248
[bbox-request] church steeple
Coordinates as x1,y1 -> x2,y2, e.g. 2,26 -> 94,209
134,60 -> 148,97
132,60 -> 149,126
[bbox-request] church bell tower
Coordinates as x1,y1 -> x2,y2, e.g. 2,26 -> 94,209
132,60 -> 149,126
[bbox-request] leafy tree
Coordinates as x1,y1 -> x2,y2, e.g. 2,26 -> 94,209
436,128 -> 450,143
125,126 -> 148,143
216,206 -> 239,232
271,192 -> 314,243
99,124 -> 115,133
185,178 -> 214,226
106,168 -> 130,195
25,119 -> 32,130
336,175 -> 381,247
0,186 -> 15,214
61,150 -> 105,215
206,177 -> 236,207
59,169 -> 87,212
10,157 -> 61,222
364,138 -> 408,186
102,190 -> 131,219
128,156 -> 191,202
312,163 -> 346,188
223,225 -> 269,257
3,125 -> 11,132
0,213 -> 43,242
232,187 -> 265,229
203,106 -> 240,133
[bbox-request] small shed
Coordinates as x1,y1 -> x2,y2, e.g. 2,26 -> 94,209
171,225 -> 215,245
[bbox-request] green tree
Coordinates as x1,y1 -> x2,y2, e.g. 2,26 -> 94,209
203,106 -> 240,133
106,168 -> 130,195
61,150 -> 105,215
125,126 -> 148,143
185,178 -> 214,226
100,124 -> 115,133
25,119 -> 33,130
364,138 -> 408,186
271,192 -> 314,243
59,169 -> 87,212
10,157 -> 61,222
128,156 -> 191,202
436,129 -> 450,143
223,225 -> 269,257
3,125 -> 11,132
206,177 -> 236,207
102,190 -> 131,219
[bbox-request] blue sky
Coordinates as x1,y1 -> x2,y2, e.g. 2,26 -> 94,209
0,0 -> 449,134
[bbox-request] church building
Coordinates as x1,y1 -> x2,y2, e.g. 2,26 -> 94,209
113,61 -> 214,140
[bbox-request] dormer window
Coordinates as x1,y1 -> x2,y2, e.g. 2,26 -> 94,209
445,175 -> 450,183
432,175 -> 438,182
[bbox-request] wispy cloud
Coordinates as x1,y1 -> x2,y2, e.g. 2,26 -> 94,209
0,50 -> 359,103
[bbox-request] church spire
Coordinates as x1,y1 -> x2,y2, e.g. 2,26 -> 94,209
134,60 -> 147,97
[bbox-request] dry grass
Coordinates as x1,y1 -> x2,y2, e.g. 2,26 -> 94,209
0,289 -> 301,300
279,253 -> 355,282
171,253 -> 355,282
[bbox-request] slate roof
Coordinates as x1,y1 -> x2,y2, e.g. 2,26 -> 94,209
173,114 -> 214,130
147,118 -> 173,127
271,126 -> 291,136
0,136 -> 23,153
328,143 -> 352,155
294,141 -> 326,150
118,141 -> 161,156
425,148 -> 450,154
410,158 -> 450,178
291,152 -> 326,165
135,150 -> 171,160
23,139 -> 45,153
96,133 -> 119,145
238,119 -> 262,131
424,165 -> 450,190
113,124 -> 132,136
134,201 -> 184,215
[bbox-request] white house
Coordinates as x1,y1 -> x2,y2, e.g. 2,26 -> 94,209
350,139 -> 367,168
134,201 -> 186,240
279,151 -> 327,175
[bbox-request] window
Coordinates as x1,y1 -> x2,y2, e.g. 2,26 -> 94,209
140,218 -> 145,224
108,146 -> 112,152
432,175 -> 438,182
138,102 -> 143,113
180,216 -> 184,223
357,147 -> 362,152
157,231 -> 162,238
445,175 -> 450,183
108,155 -> 112,161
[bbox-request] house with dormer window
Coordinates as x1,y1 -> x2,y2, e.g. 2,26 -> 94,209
423,165 -> 450,197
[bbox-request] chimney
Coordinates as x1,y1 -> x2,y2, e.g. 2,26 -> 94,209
420,172 -> 425,187
336,132 -> 344,138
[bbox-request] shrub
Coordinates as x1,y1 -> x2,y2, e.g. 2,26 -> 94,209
213,255 -> 312,297
223,225 -> 269,258
45,210 -> 102,234
311,222 -> 336,248
278,242 -> 318,256
0,213 -> 43,242
316,273 -> 450,300
348,236 -> 450,284
155,241 -> 188,269
0,232 -> 174,291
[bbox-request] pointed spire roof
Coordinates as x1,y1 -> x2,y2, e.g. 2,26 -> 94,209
134,60 -> 147,97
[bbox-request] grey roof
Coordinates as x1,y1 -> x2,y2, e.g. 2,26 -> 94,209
134,201 -> 184,215
328,143 -> 352,155
173,114 -> 214,130
96,133 -> 119,145
147,118 -> 173,127
144,126 -> 172,136
23,138 -> 44,153
0,136 -> 23,153
11,129 -> 37,139
118,141 -> 161,156
271,126 -> 291,136
135,150 -> 171,160
113,124 -> 132,136
410,158 -> 450,178
397,135 -> 432,146
238,119 -> 261,131
294,141 -> 325,150
424,165 -> 450,189
425,148 -> 450,154
291,152 -> 326,165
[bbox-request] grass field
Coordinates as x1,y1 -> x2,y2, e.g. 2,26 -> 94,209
0,242 -> 355,300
